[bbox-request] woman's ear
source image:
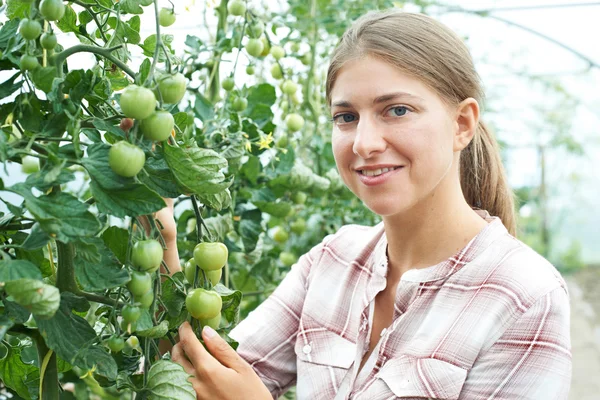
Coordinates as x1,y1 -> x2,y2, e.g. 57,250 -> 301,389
453,98 -> 479,152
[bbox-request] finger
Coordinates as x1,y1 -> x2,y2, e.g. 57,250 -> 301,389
178,321 -> 221,371
201,325 -> 250,372
172,343 -> 196,376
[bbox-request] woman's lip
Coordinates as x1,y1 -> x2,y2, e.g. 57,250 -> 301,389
356,166 -> 404,186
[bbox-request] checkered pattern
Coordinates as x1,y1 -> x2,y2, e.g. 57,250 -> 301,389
230,211 -> 572,399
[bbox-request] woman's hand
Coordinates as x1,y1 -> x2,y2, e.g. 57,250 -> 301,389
154,198 -> 177,243
172,322 -> 272,400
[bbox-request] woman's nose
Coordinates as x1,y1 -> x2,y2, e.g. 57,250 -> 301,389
352,116 -> 387,159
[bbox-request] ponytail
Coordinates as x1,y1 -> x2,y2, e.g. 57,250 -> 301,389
460,121 -> 517,236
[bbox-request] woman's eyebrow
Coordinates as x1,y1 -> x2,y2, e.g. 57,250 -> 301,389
331,92 -> 425,108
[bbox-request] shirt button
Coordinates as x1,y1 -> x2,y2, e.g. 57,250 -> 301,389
378,263 -> 386,275
302,344 -> 312,355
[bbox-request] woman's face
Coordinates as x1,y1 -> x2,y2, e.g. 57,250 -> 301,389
329,56 -> 467,217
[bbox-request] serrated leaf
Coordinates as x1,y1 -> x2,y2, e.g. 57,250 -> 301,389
4,279 -> 60,319
30,66 -> 58,94
146,360 -> 196,400
90,181 -> 166,218
137,320 -> 169,338
0,344 -> 39,399
36,296 -> 117,380
102,226 -> 129,264
74,237 -> 130,291
213,284 -> 242,325
0,259 -> 42,282
55,5 -> 78,33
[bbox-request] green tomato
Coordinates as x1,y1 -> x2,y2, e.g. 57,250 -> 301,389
247,20 -> 264,38
107,336 -> 125,353
121,305 -> 141,324
20,55 -> 39,71
232,97 -> 248,112
281,80 -> 298,95
290,218 -> 306,234
273,226 -> 289,243
126,335 -> 140,349
136,289 -> 154,309
156,73 -> 187,104
119,85 -> 156,120
200,313 -> 221,330
291,191 -> 307,205
39,0 -> 65,21
279,251 -> 296,267
158,8 -> 176,27
193,242 -> 228,271
21,156 -> 40,174
291,42 -> 301,53
270,46 -> 285,60
186,288 -> 222,320
301,53 -> 311,66
131,239 -> 163,273
185,259 -> 222,286
227,0 -> 246,16
19,19 -> 42,40
140,111 -> 174,141
271,64 -> 283,80
245,65 -> 255,75
40,32 -> 57,50
260,36 -> 270,57
127,271 -> 152,297
285,113 -> 304,132
245,38 -> 264,57
108,141 -> 145,177
221,77 -> 235,91
276,135 -> 289,148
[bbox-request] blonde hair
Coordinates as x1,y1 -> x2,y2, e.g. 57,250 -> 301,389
325,10 -> 517,236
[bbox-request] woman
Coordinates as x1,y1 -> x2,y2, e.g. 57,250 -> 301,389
162,10 -> 572,400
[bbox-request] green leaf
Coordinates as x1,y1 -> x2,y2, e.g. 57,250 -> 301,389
6,0 -> 31,19
138,58 -> 151,85
246,83 -> 276,109
102,226 -> 129,264
163,143 -> 231,196
0,72 -> 21,98
214,284 -> 242,325
245,104 -> 274,129
194,93 -> 215,122
146,360 -> 196,400
0,315 -> 14,342
24,163 -> 75,192
36,295 -> 117,380
3,300 -> 31,324
137,320 -> 169,339
196,189 -> 232,212
56,5 -> 78,33
251,188 -> 292,218
20,223 -> 52,250
79,10 -> 93,25
0,344 -> 39,400
9,184 -> 101,243
121,0 -> 143,14
0,259 -> 42,282
203,214 -> 234,242
90,181 -> 166,218
4,279 -> 60,319
139,34 -> 174,61
30,67 -> 58,94
73,237 -> 130,291
140,152 -> 181,198
239,209 -> 262,253
161,272 -> 186,319
241,155 -> 261,184
91,119 -> 126,142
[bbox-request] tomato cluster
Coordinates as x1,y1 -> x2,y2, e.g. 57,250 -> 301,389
184,242 -> 229,330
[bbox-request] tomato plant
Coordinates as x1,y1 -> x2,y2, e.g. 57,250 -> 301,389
0,0 -> 380,397
158,8 -> 176,27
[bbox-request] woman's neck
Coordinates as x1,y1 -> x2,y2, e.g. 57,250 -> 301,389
382,185 -> 488,282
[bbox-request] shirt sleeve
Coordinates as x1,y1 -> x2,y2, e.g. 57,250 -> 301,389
229,239 -> 327,399
461,286 -> 572,399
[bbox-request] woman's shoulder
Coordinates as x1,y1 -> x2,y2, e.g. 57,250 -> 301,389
466,231 -> 569,307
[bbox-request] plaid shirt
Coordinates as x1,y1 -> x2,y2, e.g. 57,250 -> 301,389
230,211 -> 572,399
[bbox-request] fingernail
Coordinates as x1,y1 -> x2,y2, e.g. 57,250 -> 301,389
203,325 -> 217,339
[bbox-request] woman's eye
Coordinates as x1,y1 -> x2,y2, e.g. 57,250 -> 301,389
333,113 -> 357,124
387,106 -> 409,117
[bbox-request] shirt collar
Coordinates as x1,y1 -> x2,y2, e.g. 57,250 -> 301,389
372,209 -> 508,283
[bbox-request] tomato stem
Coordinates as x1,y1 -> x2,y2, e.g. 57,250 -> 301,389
52,44 -> 136,80
56,241 -> 78,293
34,334 -> 59,400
